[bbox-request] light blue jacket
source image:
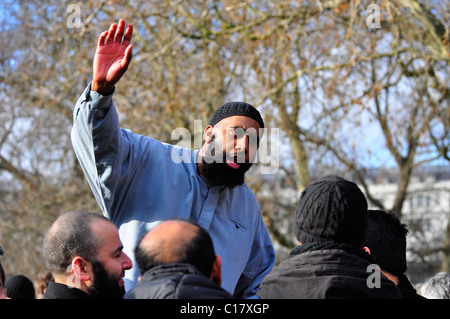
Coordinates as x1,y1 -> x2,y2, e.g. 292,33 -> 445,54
71,84 -> 275,298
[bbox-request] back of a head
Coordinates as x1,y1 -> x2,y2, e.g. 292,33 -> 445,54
135,220 -> 216,278
364,210 -> 408,276
35,271 -> 54,298
295,175 -> 368,247
179,224 -> 216,277
420,272 -> 450,299
5,274 -> 35,299
43,210 -> 111,275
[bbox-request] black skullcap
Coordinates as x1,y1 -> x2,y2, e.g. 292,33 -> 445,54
295,175 -> 368,247
5,274 -> 35,299
209,102 -> 264,128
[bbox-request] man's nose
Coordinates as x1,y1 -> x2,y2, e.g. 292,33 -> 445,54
234,135 -> 249,153
122,252 -> 133,270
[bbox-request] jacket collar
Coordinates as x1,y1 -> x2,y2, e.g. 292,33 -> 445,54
142,263 -> 205,282
289,241 -> 375,263
43,282 -> 93,299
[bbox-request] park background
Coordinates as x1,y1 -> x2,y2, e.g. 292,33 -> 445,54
0,0 -> 448,289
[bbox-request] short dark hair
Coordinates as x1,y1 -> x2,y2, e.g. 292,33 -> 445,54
180,224 -> 216,277
134,221 -> 216,278
364,210 -> 408,276
43,211 -> 111,275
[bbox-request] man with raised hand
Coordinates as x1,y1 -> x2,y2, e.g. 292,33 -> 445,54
71,19 -> 275,298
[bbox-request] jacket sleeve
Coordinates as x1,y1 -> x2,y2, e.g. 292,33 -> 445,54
233,210 -> 276,299
71,84 -> 147,221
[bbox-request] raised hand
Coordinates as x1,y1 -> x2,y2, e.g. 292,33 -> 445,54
92,19 -> 133,95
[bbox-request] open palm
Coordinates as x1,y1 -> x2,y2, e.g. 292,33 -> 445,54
92,19 -> 133,95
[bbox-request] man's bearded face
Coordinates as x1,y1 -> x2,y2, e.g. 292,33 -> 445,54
201,133 -> 253,187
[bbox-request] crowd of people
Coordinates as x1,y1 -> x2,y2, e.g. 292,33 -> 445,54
1,185 -> 449,299
1,19 -> 449,300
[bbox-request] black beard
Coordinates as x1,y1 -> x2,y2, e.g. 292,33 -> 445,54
202,158 -> 252,187
87,260 -> 125,299
201,154 -> 252,188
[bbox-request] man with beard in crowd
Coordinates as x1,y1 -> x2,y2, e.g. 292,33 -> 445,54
71,19 -> 275,298
42,211 -> 132,299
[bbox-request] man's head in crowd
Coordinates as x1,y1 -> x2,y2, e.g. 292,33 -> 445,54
363,209 -> 408,284
200,101 -> 264,187
295,175 -> 368,247
43,210 -> 132,298
135,220 -> 222,285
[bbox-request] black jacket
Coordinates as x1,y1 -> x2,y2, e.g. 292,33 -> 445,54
123,263 -> 234,299
43,282 -> 93,299
258,242 -> 402,299
397,274 -> 426,299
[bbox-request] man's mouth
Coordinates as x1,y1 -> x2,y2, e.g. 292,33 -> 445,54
226,156 -> 244,169
226,161 -> 241,169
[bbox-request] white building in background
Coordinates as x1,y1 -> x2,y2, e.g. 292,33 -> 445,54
367,173 -> 449,239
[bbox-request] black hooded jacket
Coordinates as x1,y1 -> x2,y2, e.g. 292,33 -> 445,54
123,263 -> 233,299
258,242 -> 401,299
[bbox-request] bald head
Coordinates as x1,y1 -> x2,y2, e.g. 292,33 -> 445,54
134,220 -> 216,277
140,220 -> 198,264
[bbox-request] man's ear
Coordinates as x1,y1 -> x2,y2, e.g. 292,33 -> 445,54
71,256 -> 91,282
210,255 -> 222,286
204,125 -> 214,143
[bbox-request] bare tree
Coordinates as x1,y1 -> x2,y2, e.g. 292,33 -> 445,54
0,0 -> 448,279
